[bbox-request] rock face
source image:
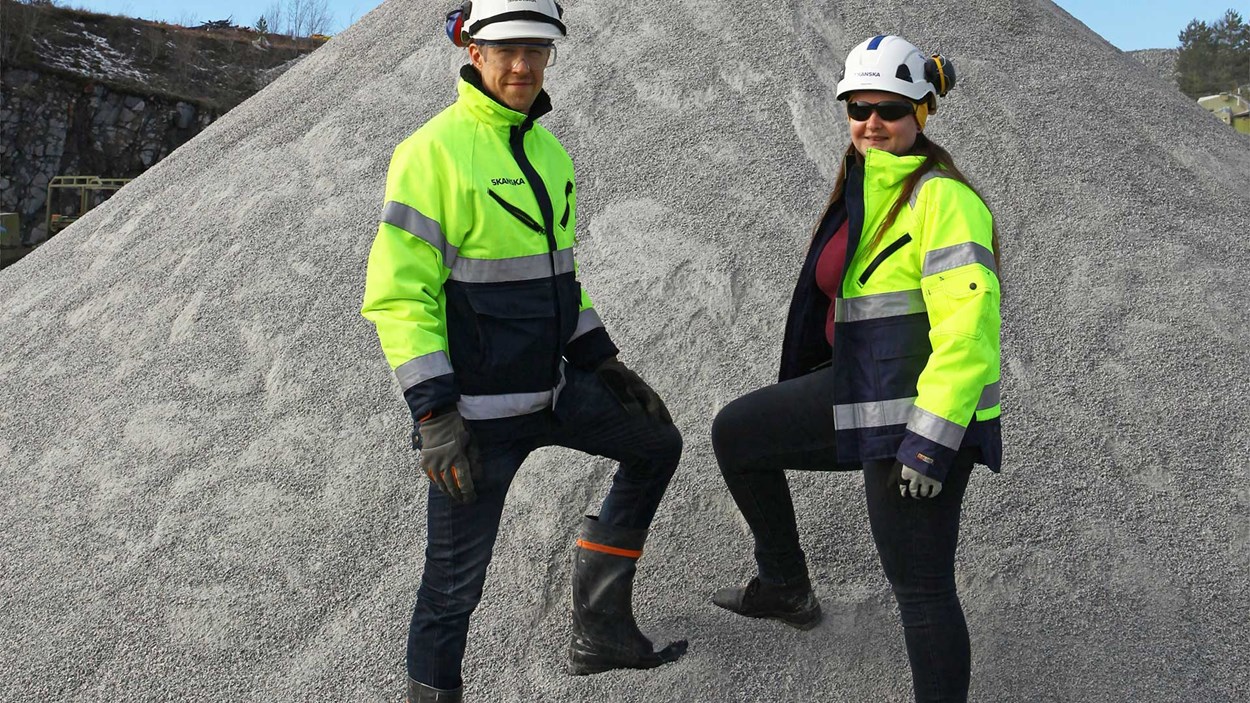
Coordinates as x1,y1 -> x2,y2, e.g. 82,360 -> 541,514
0,3 -> 314,251
0,0 -> 1248,701
1,68 -> 215,245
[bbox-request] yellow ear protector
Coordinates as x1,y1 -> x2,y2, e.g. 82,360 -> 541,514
923,54 -> 956,98
914,101 -> 930,130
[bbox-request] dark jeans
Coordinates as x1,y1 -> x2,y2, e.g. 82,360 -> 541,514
407,365 -> 682,689
711,368 -> 974,703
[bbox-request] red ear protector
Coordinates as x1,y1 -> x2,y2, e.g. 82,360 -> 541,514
924,54 -> 956,97
445,2 -> 564,47
446,2 -> 472,47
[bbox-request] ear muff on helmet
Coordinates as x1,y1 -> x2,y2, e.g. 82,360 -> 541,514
924,54 -> 956,98
445,2 -> 472,47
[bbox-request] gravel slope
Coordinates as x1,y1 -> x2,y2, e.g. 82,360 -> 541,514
1,0 -> 1247,701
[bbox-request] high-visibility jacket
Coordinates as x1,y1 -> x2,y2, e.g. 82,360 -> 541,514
362,67 -> 618,425
779,146 -> 1002,481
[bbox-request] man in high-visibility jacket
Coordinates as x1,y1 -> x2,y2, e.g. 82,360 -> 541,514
361,2 -> 686,700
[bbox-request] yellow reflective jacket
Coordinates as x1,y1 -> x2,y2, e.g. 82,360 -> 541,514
362,67 -> 617,425
780,145 -> 1002,480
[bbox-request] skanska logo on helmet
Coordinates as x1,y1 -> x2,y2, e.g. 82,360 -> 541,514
855,72 -> 882,77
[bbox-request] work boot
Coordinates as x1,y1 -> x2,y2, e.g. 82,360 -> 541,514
406,677 -> 462,702
568,516 -> 688,675
712,575 -> 822,630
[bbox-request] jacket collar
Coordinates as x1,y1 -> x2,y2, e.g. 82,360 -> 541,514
861,148 -> 928,191
457,64 -> 553,127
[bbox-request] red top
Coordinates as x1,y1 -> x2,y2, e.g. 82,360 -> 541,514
814,219 -> 850,346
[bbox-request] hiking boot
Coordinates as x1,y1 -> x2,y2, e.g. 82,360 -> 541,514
712,576 -> 822,630
568,516 -> 688,675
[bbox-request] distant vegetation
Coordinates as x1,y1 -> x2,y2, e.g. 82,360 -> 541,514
1177,9 -> 1250,99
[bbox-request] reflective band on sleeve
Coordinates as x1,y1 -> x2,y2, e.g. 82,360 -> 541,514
458,389 -> 553,420
906,406 -> 966,450
923,242 -> 998,277
381,201 -> 459,268
909,170 -> 950,208
978,381 -> 1000,410
575,539 -> 642,559
395,350 -> 454,391
569,307 -> 604,342
450,248 -> 575,283
834,396 -> 916,429
834,289 -> 926,322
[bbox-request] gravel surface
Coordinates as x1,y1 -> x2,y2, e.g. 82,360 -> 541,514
1,1 -> 1248,701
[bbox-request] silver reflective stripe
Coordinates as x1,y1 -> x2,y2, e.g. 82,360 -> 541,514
909,170 -> 950,208
906,406 -> 965,450
381,201 -> 459,268
923,242 -> 998,277
834,289 -> 926,322
834,396 -> 916,430
978,381 -> 1000,409
570,308 -> 604,342
458,390 -> 553,420
450,248 -> 575,283
394,351 -> 453,391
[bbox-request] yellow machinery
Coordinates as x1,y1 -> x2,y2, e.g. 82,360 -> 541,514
44,175 -> 133,237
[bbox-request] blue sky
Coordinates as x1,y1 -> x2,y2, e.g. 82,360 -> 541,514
65,1 -> 1250,49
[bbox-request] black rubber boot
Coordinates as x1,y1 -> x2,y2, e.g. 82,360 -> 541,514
406,677 -> 462,702
568,516 -> 688,675
712,576 -> 823,630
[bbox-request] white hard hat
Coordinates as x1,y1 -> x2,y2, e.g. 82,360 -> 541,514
835,35 -> 956,111
458,0 -> 566,43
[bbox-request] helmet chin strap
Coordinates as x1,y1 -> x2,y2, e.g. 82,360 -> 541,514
914,101 -> 929,130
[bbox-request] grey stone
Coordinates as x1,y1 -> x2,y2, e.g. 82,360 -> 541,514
174,102 -> 196,129
0,2 -> 1247,701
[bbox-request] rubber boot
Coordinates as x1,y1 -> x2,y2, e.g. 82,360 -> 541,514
406,677 -> 462,702
568,516 -> 688,675
712,575 -> 822,630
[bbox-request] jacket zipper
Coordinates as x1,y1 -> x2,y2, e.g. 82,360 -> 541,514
559,180 -> 573,229
508,122 -> 563,404
858,233 -> 912,286
487,189 -> 544,234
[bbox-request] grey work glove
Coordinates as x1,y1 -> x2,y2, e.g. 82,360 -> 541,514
595,357 -> 673,424
416,410 -> 478,504
894,462 -> 943,499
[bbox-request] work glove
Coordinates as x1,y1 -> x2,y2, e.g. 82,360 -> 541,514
595,357 -> 673,425
415,409 -> 478,504
892,461 -> 943,499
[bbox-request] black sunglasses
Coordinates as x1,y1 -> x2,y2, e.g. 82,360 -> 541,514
846,100 -> 916,122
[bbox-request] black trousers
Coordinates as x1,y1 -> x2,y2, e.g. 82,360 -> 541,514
711,368 -> 974,703
408,365 -> 682,690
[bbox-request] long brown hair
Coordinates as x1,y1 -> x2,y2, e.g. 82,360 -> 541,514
821,133 -> 1001,269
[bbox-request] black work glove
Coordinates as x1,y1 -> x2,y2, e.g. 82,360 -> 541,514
595,357 -> 673,424
415,409 -> 478,504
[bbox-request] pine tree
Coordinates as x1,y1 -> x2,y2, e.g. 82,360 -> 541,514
1177,9 -> 1250,98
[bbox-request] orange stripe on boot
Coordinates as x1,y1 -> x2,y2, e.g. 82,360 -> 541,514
576,539 -> 642,559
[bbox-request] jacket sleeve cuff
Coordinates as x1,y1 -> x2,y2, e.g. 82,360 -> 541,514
565,326 -> 619,370
896,429 -> 959,483
403,374 -> 460,424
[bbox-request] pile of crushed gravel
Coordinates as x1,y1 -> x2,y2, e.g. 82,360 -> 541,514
1,0 -> 1247,700
1129,47 -> 1180,87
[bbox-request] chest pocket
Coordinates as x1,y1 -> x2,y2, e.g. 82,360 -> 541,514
858,233 -> 912,286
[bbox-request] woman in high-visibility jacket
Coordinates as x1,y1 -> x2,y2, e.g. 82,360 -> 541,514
710,35 -> 1002,702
